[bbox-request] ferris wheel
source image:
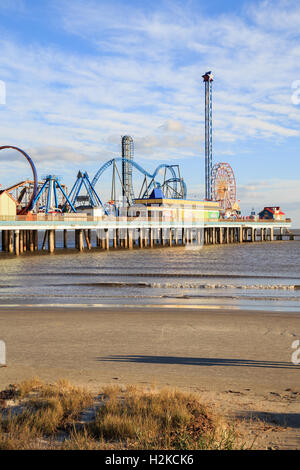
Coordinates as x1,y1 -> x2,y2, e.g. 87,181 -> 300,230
211,162 -> 236,210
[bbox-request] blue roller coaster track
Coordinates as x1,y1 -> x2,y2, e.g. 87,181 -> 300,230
92,158 -> 187,200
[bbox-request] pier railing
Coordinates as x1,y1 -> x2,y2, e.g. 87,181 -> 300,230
0,215 -> 293,225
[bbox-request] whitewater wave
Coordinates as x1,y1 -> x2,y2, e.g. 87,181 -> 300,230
44,281 -> 299,290
150,282 -> 297,290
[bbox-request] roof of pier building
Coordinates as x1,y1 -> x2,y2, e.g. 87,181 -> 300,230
258,206 -> 285,220
134,195 -> 220,210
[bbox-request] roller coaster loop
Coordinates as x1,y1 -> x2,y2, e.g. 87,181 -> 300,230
92,158 -> 187,199
0,146 -> 38,214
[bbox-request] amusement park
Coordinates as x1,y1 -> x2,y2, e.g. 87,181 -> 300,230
0,72 -> 292,255
0,71 -> 286,221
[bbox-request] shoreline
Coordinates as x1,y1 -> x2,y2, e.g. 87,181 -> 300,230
0,304 -> 300,313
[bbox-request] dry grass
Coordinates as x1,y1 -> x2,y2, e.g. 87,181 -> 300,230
17,377 -> 44,398
0,379 -> 240,450
0,378 -> 94,450
89,385 -> 237,450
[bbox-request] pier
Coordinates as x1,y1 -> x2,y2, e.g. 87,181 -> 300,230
0,217 -> 293,256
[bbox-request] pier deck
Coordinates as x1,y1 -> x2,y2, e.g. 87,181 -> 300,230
0,217 -> 293,255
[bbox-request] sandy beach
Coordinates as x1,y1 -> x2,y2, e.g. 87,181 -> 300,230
0,306 -> 299,448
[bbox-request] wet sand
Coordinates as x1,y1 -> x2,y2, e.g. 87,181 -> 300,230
0,306 -> 299,448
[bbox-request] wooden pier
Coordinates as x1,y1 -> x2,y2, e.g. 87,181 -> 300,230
0,217 -> 293,256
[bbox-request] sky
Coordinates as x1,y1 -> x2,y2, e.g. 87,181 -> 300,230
0,0 -> 299,224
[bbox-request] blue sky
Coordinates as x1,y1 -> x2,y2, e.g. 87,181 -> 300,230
0,0 -> 299,224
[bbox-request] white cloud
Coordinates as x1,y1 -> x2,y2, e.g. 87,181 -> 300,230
1,1 -> 299,163
0,0 -> 299,219
247,0 -> 300,33
159,120 -> 185,133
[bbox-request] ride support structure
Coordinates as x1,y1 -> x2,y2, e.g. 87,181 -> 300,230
32,175 -> 76,214
65,171 -> 107,214
121,136 -> 135,205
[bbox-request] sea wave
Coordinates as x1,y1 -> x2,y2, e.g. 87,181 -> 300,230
150,282 -> 297,290
9,272 -> 300,280
45,281 -> 298,290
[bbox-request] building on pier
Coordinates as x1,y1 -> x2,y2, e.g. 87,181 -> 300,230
258,206 -> 286,221
0,191 -> 17,217
134,194 -> 220,223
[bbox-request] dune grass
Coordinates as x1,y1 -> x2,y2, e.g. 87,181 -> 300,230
0,378 -> 94,449
88,385 -> 236,450
0,379 -> 239,450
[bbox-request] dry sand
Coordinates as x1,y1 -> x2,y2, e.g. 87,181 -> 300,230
0,306 -> 299,449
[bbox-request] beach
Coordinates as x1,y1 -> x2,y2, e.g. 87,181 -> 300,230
0,306 -> 299,449
0,241 -> 300,449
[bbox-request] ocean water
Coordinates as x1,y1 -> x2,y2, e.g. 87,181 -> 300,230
0,239 -> 300,311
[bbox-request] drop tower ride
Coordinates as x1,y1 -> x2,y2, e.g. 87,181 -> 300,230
202,71 -> 214,201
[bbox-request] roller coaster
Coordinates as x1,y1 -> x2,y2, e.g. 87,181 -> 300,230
0,144 -> 187,214
0,146 -> 38,214
92,158 -> 187,205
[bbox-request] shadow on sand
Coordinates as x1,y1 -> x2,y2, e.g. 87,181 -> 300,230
97,355 -> 300,370
236,411 -> 300,428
